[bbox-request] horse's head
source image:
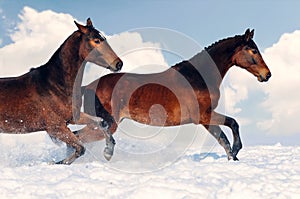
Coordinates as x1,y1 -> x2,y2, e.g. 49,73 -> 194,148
75,18 -> 123,72
232,29 -> 271,82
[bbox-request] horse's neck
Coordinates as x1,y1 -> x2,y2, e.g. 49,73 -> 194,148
188,38 -> 240,87
205,37 -> 242,79
186,50 -> 224,88
45,32 -> 84,95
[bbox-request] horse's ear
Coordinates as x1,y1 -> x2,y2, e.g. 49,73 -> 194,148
86,18 -> 93,28
244,28 -> 255,42
249,29 -> 255,38
74,20 -> 88,34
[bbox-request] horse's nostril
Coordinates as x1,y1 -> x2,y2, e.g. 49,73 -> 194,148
116,61 -> 123,70
266,72 -> 272,80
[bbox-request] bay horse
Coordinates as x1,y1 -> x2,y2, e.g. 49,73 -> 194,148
0,18 -> 123,164
78,29 -> 271,161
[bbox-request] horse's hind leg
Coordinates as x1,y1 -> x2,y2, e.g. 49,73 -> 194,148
47,125 -> 85,165
204,125 -> 237,160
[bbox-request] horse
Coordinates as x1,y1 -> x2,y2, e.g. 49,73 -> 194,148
0,18 -> 123,165
77,29 -> 271,161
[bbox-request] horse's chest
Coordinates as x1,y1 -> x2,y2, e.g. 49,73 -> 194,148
195,89 -> 220,110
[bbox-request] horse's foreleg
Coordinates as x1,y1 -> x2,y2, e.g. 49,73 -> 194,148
203,125 -> 237,160
204,111 -> 242,160
223,116 -> 242,158
74,124 -> 115,161
73,112 -> 118,161
47,125 -> 85,165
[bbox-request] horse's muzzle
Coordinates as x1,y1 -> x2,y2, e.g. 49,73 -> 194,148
109,60 -> 123,72
259,72 -> 272,82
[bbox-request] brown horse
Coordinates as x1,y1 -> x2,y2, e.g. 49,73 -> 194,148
78,29 -> 271,161
0,18 -> 123,164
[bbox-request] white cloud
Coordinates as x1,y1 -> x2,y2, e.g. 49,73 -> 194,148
216,67 -> 257,128
215,67 -> 256,127
108,32 -> 168,72
222,80 -> 248,115
82,31 -> 168,85
257,30 -> 300,135
0,6 -> 75,77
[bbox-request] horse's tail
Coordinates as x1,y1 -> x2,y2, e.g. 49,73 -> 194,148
82,87 -> 98,117
81,86 -> 87,96
82,86 -> 115,126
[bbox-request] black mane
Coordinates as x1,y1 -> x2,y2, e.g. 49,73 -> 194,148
205,35 -> 244,51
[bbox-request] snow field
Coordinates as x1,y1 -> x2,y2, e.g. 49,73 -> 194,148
0,132 -> 299,199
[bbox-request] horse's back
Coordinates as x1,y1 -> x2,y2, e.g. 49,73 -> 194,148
0,71 -> 48,133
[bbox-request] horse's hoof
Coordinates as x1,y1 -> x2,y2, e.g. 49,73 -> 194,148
103,147 -> 113,161
233,156 -> 239,161
54,159 -> 69,165
227,155 -> 239,161
101,120 -> 109,129
104,153 -> 112,161
227,152 -> 239,161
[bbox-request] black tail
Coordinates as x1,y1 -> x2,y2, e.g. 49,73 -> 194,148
82,88 -> 116,127
82,88 -> 98,117
81,86 -> 87,96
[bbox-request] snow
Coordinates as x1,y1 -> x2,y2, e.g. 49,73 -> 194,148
0,131 -> 300,199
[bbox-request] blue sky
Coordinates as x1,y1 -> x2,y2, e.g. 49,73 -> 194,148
1,1 -> 300,48
1,1 -> 300,146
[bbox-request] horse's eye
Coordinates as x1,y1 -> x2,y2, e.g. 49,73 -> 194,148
252,49 -> 258,54
94,39 -> 101,44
